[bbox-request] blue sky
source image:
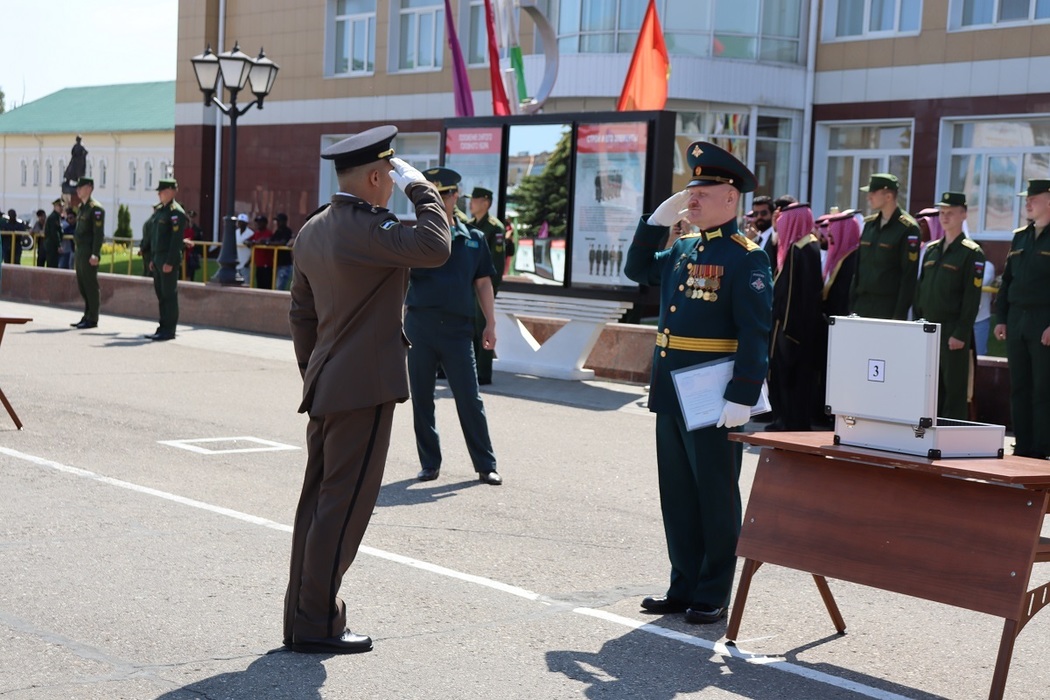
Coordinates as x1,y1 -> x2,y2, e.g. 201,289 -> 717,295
0,0 -> 178,108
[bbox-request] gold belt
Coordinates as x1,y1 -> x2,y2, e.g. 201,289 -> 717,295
655,333 -> 738,352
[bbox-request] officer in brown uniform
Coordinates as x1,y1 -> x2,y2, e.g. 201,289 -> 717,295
994,179 -> 1050,458
913,192 -> 985,419
849,173 -> 921,319
284,126 -> 451,653
468,186 -> 505,384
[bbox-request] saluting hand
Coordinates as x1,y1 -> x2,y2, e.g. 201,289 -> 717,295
389,157 -> 427,193
647,190 -> 689,227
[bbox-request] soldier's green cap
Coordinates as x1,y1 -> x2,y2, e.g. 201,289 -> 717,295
76,177 -> 94,187
935,191 -> 966,208
156,177 -> 178,192
422,167 -> 461,193
685,141 -> 756,193
52,197 -> 64,206
1018,179 -> 1050,197
859,173 -> 898,192
470,187 -> 493,200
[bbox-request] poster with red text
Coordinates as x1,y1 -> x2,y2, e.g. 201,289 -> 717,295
444,127 -> 504,214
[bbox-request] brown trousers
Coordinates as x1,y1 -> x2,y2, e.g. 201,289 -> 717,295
283,402 -> 395,642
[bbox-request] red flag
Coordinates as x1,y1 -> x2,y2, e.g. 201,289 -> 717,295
616,0 -> 670,111
483,0 -> 511,116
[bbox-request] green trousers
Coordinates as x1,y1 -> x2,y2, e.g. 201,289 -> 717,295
654,412 -> 743,607
1006,307 -> 1050,457
153,265 -> 180,335
74,247 -> 100,323
938,334 -> 972,420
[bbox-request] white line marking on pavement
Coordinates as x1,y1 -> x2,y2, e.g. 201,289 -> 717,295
1,445 -> 913,700
158,436 -> 300,455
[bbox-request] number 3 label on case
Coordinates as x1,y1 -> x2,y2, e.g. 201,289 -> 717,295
867,359 -> 885,383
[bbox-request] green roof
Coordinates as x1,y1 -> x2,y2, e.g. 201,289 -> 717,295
0,81 -> 174,134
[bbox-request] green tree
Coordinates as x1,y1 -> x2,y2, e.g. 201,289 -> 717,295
114,204 -> 133,247
510,130 -> 571,238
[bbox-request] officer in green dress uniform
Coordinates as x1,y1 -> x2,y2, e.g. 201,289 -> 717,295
142,178 -> 189,341
624,142 -> 773,624
44,198 -> 64,268
468,186 -> 506,385
71,177 -> 105,329
913,192 -> 985,420
994,179 -> 1050,458
849,173 -> 921,319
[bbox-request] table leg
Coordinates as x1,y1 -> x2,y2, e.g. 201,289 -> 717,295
726,558 -> 762,644
0,386 -> 22,430
987,618 -> 1018,700
813,575 -> 847,634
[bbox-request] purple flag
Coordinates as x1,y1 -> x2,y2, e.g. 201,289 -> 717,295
444,0 -> 474,117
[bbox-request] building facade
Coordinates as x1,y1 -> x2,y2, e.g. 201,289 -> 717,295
0,82 -> 175,232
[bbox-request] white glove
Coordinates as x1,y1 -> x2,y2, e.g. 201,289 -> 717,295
647,190 -> 689,227
388,157 -> 427,193
716,400 -> 751,429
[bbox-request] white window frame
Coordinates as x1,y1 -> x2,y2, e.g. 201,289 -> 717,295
45,160 -> 53,187
823,0 -> 923,41
20,159 -> 27,187
466,0 -> 487,67
938,114 -> 1050,241
392,0 -> 445,73
328,0 -> 377,76
129,160 -> 138,190
32,160 -> 39,187
948,0 -> 1050,29
86,158 -> 93,179
145,160 -> 154,190
812,119 -> 915,216
99,159 -> 108,189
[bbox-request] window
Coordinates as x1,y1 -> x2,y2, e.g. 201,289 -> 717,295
20,160 -> 27,187
86,159 -> 93,178
59,160 -> 66,184
951,0 -> 1050,27
389,133 -> 441,216
396,0 -> 444,71
943,117 -> 1050,238
99,160 -> 108,189
554,0 -> 803,64
813,121 -> 913,215
826,0 -> 921,38
467,0 -> 487,65
46,160 -> 53,187
32,160 -> 39,187
145,161 -> 154,190
129,161 -> 138,190
675,110 -> 796,200
331,0 -> 376,75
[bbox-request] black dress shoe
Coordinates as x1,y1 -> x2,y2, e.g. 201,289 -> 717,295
417,468 -> 439,481
685,605 -> 728,624
75,321 -> 98,329
478,378 -> 492,386
70,320 -> 85,328
151,333 -> 176,341
478,470 -> 502,485
290,629 -> 372,654
144,333 -> 159,340
640,595 -> 688,614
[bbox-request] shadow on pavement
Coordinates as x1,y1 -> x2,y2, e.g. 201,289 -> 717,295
153,649 -> 328,700
376,477 -> 478,507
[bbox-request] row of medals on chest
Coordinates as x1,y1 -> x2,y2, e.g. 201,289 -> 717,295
677,251 -> 723,301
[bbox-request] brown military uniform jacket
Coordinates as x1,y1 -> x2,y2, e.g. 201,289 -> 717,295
290,183 -> 451,416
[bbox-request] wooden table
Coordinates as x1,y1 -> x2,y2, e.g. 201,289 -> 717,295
0,317 -> 32,429
727,431 -> 1050,700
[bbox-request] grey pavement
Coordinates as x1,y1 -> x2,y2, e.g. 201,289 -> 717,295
0,299 -> 1046,699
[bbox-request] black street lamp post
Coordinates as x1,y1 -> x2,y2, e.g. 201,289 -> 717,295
191,43 -> 279,285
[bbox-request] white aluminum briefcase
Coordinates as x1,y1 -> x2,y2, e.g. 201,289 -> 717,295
825,316 -> 1005,459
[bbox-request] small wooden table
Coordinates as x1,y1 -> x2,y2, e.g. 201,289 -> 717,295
727,431 -> 1050,700
0,317 -> 32,429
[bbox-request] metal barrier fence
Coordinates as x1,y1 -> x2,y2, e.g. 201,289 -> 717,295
2,231 -> 292,289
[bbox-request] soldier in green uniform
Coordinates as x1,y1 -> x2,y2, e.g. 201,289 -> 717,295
625,142 -> 772,625
849,173 -> 921,319
994,179 -> 1050,458
142,178 -> 188,341
71,177 -> 105,329
468,187 -> 506,385
44,198 -> 64,268
913,192 -> 985,420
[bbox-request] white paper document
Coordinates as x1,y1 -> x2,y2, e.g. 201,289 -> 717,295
670,358 -> 771,431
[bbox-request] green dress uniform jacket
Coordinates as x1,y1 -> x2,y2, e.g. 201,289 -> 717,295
914,234 -> 985,419
43,210 -> 62,267
994,222 -> 1050,457
849,207 -> 921,319
73,198 -> 105,324
470,213 -> 506,384
624,216 -> 773,609
146,200 -> 190,336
